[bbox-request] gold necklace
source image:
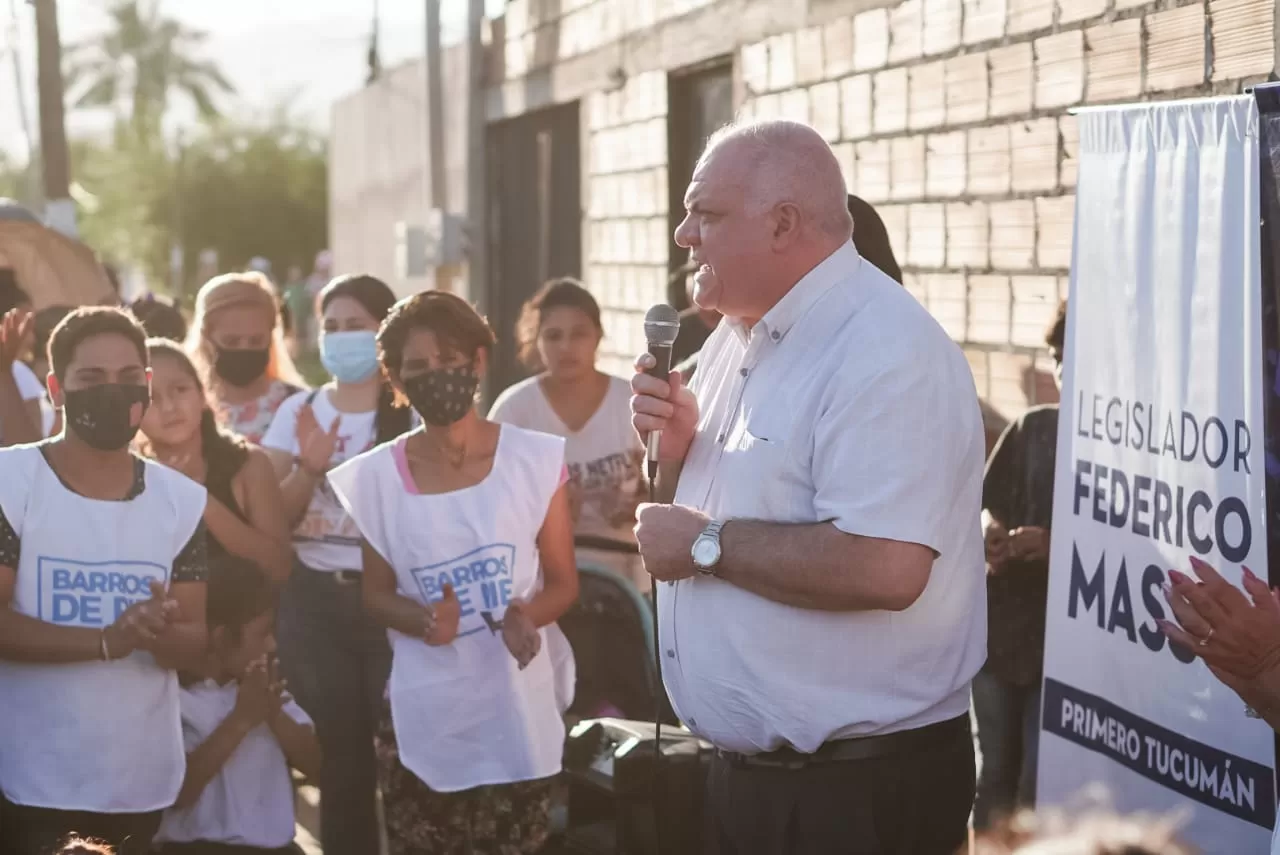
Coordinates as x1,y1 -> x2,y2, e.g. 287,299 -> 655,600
407,437 -> 468,469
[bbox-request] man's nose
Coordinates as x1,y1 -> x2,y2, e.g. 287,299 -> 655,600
674,213 -> 697,250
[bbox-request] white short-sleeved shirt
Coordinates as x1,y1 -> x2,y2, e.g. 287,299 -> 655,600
661,241 -> 988,754
262,387 -> 376,571
155,679 -> 312,848
489,375 -> 647,590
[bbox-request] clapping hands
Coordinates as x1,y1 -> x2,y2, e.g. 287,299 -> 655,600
103,579 -> 179,659
233,655 -> 289,728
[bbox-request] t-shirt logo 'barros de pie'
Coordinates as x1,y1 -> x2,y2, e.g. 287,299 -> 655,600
36,556 -> 167,628
409,544 -> 516,639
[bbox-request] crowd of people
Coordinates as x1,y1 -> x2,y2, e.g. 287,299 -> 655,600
0,115 -> 1263,855
0,252 -> 669,854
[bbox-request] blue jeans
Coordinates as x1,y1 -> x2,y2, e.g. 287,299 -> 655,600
971,670 -> 1041,829
276,564 -> 391,855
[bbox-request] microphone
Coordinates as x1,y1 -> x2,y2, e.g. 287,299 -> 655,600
643,304 -> 681,481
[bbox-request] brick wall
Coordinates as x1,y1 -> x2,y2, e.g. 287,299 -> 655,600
735,0 -> 1275,417
331,0 -> 1278,415
584,71 -> 674,377
500,0 -> 718,80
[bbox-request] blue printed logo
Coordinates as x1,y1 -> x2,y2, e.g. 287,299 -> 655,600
36,557 -> 168,628
410,544 -> 516,638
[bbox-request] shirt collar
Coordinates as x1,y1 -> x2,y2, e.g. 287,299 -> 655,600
729,242 -> 861,346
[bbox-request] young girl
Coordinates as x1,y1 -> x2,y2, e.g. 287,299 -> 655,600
489,278 -> 647,590
153,556 -> 320,854
327,290 -> 579,854
186,273 -> 305,444
139,340 -> 292,583
261,274 -> 411,855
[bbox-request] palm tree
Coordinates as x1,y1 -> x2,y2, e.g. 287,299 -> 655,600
63,0 -> 234,139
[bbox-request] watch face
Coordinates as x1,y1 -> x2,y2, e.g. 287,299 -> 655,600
692,536 -> 720,568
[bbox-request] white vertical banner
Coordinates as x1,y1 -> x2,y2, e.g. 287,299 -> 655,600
1039,96 -> 1274,852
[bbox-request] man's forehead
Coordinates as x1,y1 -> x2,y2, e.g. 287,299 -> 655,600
686,153 -> 749,204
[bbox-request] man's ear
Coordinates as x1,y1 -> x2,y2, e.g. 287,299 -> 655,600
771,202 -> 803,248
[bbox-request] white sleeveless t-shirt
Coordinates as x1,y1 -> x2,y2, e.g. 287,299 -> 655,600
0,445 -> 207,812
328,425 -> 574,792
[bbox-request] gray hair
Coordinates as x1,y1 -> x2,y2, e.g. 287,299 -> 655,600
698,119 -> 854,239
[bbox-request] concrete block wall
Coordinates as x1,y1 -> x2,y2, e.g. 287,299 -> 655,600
501,0 -> 717,80
583,71 -> 673,377
735,0 -> 1274,416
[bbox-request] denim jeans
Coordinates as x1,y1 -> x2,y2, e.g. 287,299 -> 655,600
276,563 -> 391,855
971,670 -> 1042,830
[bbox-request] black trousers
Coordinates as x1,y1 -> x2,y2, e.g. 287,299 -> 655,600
705,717 -> 976,855
0,794 -> 162,855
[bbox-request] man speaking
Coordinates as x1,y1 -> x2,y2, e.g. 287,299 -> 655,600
631,120 -> 987,855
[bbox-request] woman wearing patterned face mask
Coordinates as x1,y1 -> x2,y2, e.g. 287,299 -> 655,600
327,290 -> 579,855
187,272 -> 306,445
261,274 -> 411,855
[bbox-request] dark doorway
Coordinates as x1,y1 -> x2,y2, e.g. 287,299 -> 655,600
667,60 -> 734,306
487,100 -> 583,398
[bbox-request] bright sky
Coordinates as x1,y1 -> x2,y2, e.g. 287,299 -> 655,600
0,0 -> 495,161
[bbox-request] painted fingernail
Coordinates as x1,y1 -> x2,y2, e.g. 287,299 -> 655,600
1169,569 -> 1189,585
1190,556 -> 1210,572
1244,566 -> 1260,582
1162,582 -> 1173,602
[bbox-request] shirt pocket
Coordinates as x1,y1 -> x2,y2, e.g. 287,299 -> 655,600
715,423 -> 810,521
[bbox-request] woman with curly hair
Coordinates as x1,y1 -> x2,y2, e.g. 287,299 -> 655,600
328,290 -> 578,855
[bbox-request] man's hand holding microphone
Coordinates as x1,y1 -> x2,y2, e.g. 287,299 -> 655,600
630,331 -> 710,584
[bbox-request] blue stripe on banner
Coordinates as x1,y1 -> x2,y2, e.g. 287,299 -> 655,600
1042,678 -> 1276,829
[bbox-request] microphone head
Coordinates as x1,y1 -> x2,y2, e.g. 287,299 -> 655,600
644,303 -> 681,346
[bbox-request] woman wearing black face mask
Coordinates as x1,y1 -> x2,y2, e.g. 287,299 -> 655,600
0,308 -> 209,855
326,291 -> 579,855
187,272 -> 306,445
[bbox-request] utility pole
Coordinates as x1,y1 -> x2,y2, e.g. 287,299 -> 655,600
425,0 -> 449,290
32,0 -> 74,237
464,0 -> 487,313
7,0 -> 38,203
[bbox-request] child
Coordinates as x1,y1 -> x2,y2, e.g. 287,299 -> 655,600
153,557 -> 320,854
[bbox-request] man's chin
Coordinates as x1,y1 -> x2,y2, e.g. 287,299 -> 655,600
691,286 -> 720,313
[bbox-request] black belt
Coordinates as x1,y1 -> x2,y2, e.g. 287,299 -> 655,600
295,562 -> 361,586
716,714 -> 969,769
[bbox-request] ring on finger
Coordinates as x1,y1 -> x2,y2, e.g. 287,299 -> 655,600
1198,627 -> 1216,648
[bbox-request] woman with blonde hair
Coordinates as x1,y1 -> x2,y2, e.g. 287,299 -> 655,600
187,272 -> 306,444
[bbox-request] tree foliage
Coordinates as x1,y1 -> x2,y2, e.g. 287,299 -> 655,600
0,2 -> 328,298
69,115 -> 328,297
63,0 -> 235,140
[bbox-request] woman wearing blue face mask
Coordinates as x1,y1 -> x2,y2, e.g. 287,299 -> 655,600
260,274 -> 411,855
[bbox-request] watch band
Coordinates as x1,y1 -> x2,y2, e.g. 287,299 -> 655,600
694,519 -> 726,575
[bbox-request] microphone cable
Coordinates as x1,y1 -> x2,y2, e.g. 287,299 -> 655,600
647,460 -> 664,855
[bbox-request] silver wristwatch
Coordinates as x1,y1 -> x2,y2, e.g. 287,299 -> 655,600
691,520 -> 726,576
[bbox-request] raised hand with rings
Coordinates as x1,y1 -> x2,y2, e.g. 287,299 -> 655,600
1158,556 -> 1280,679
